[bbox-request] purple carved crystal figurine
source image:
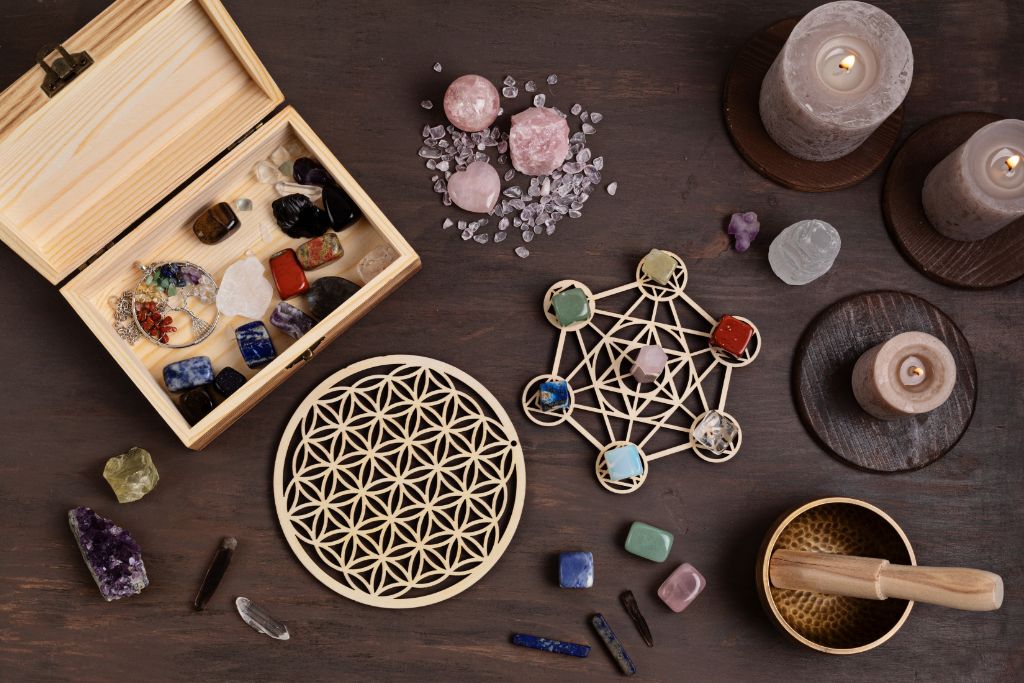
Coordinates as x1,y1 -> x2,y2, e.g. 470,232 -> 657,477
727,211 -> 760,252
68,506 -> 148,601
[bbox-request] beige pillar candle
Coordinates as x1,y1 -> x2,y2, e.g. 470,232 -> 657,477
851,331 -> 956,420
759,1 -> 913,161
922,119 -> 1024,241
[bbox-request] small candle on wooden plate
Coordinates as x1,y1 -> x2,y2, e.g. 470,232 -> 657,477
759,1 -> 913,161
851,331 -> 956,420
922,119 -> 1024,241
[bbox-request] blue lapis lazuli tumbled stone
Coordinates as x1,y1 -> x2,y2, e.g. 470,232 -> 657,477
539,380 -> 570,411
235,321 -> 277,369
559,551 -> 594,589
162,356 -> 214,393
605,444 -> 643,481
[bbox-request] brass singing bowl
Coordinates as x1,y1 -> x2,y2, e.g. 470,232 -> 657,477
756,497 -> 916,655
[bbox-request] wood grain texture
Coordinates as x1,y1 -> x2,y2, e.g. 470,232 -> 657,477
793,291 -> 977,472
883,112 -> 1024,289
722,18 -> 904,193
0,1 -> 1021,681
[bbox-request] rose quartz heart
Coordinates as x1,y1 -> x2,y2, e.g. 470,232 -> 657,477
447,161 -> 500,214
510,106 -> 570,176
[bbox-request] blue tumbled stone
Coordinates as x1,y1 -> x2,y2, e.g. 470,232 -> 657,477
605,444 -> 643,481
559,551 -> 594,589
511,633 -> 591,658
539,380 -> 570,411
162,356 -> 214,393
213,367 -> 247,397
235,321 -> 277,369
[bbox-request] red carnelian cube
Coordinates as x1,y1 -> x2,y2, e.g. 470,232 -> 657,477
710,315 -> 753,357
269,249 -> 310,299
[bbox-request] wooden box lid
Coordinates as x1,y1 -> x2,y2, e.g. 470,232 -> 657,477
0,0 -> 283,284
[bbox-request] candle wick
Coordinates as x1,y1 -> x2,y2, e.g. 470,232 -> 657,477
909,366 -> 923,377
1005,154 -> 1020,175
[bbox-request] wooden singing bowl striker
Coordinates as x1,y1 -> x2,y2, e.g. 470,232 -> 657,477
756,497 -> 915,654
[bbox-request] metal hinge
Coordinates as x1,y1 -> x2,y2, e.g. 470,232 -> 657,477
38,43 -> 92,97
286,336 -> 325,369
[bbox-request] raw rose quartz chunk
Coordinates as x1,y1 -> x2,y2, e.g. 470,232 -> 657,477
447,161 -> 501,213
509,107 -> 570,176
443,75 -> 500,133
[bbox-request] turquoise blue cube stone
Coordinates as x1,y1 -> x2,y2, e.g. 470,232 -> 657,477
559,551 -> 594,589
162,356 -> 214,393
624,521 -> 674,562
604,444 -> 643,481
539,380 -> 570,411
235,321 -> 277,369
551,287 -> 590,326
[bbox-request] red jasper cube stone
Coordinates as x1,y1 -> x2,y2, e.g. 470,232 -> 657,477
269,249 -> 310,299
710,315 -> 753,357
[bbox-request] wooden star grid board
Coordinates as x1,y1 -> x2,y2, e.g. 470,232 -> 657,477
275,355 -> 526,608
522,251 -> 760,494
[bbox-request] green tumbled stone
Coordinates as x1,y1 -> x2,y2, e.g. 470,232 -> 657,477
624,521 -> 673,562
641,249 -> 676,285
551,287 -> 590,327
102,447 -> 159,503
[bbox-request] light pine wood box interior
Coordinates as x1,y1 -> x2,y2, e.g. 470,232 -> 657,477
0,0 -> 420,448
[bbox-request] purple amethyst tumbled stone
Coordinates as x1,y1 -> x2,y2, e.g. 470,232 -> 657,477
68,506 -> 148,601
728,211 -> 760,252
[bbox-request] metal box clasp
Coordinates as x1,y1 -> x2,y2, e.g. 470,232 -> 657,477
37,43 -> 93,97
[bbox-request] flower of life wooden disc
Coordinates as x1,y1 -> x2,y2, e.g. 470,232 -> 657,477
274,355 -> 526,608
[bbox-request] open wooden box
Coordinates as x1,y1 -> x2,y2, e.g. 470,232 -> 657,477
0,0 -> 420,449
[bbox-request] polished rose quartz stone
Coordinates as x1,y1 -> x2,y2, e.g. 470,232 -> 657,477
509,106 -> 570,176
443,75 -> 500,133
447,161 -> 500,214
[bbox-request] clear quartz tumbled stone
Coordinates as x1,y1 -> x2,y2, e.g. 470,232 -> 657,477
768,219 -> 841,285
692,410 -> 738,454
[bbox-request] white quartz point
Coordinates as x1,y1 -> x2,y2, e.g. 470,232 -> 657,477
768,219 -> 841,285
236,597 -> 290,641
216,256 -> 274,319
253,160 -> 280,184
275,181 -> 322,202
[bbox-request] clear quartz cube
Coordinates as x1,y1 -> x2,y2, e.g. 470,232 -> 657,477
692,410 -> 737,454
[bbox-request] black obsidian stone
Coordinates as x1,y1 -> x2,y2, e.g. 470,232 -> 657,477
272,194 -> 331,239
306,277 -> 360,320
293,157 -> 335,187
322,184 -> 362,232
180,387 -> 215,425
213,367 -> 247,398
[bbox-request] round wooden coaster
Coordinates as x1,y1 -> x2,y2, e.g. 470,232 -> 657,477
882,112 -> 1024,289
274,355 -> 525,608
793,291 -> 976,473
723,18 -> 904,192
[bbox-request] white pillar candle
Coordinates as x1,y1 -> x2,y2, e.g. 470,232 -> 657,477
851,331 -> 956,420
922,119 -> 1024,241
759,1 -> 913,161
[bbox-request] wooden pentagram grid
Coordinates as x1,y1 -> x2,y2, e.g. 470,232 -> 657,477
521,251 -> 761,494
274,355 -> 526,608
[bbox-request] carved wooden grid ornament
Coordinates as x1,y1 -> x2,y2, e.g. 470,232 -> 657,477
522,251 -> 760,494
275,356 -> 525,608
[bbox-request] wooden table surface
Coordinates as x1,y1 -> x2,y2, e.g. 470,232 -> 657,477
0,1 -> 1021,680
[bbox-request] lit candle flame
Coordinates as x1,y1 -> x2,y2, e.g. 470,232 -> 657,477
1006,154 -> 1021,174
838,54 -> 857,72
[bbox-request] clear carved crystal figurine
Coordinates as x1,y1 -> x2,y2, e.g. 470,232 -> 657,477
768,219 -> 841,285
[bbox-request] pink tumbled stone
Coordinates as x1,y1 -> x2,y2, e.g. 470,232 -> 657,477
509,106 -> 570,176
443,75 -> 500,133
658,562 -> 706,613
631,345 -> 668,383
447,161 -> 500,214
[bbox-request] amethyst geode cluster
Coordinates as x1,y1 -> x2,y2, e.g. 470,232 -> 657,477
68,506 -> 148,601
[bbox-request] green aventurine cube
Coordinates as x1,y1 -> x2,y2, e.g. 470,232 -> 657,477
624,521 -> 674,562
641,249 -> 676,285
552,287 -> 590,326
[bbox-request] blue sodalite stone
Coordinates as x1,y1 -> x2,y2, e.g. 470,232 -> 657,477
539,380 -> 570,411
162,356 -> 214,393
235,321 -> 277,369
213,367 -> 247,397
591,613 -> 637,676
559,551 -> 594,589
269,302 -> 315,340
511,633 -> 591,658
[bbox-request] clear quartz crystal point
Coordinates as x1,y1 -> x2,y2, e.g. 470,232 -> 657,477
768,219 -> 841,285
236,597 -> 290,640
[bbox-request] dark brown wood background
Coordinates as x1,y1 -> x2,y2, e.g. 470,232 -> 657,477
0,1 -> 1020,681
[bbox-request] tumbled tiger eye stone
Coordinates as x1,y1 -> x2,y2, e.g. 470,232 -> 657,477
179,387 -> 215,425
192,202 -> 239,245
269,249 -> 310,299
296,233 -> 344,271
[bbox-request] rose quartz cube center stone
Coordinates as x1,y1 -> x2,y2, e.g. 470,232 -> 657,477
658,562 -> 706,612
509,106 -> 570,176
443,74 -> 500,133
447,161 -> 501,214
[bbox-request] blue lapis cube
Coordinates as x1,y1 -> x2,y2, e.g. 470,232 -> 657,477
162,356 -> 214,393
605,444 -> 643,481
559,551 -> 594,589
539,380 -> 570,411
235,321 -> 277,369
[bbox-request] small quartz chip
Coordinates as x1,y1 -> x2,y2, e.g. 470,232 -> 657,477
103,447 -> 159,503
236,597 -> 290,640
420,99 -> 433,110
432,62 -> 442,72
